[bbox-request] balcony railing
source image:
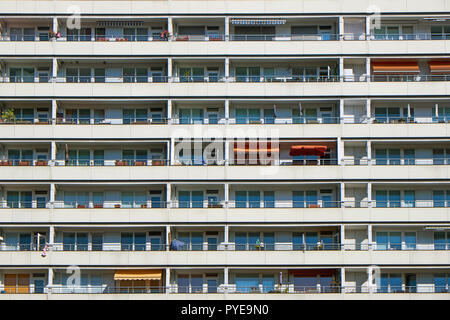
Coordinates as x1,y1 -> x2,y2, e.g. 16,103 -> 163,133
342,158 -> 450,166
4,74 -> 450,83
5,199 -> 450,209
8,285 -> 448,295
3,32 -> 449,42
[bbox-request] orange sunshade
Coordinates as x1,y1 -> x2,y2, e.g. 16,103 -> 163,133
114,269 -> 162,280
372,60 -> 419,73
234,148 -> 280,153
429,60 -> 450,73
289,145 -> 327,156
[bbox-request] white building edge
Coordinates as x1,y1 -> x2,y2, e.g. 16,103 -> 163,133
0,0 -> 449,299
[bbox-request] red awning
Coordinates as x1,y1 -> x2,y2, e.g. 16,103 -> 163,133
234,142 -> 279,153
289,145 -> 327,157
371,60 -> 419,74
429,60 -> 450,73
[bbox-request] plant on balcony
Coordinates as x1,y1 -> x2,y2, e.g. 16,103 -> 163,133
0,108 -> 15,123
134,161 -> 147,166
114,204 -> 121,208
115,160 -> 128,166
35,160 -> 48,166
18,160 -> 32,166
94,204 -> 103,208
152,160 -> 164,166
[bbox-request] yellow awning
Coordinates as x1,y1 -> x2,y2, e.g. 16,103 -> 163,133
114,269 -> 162,281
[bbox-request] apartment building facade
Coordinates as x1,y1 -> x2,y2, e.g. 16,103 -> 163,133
0,0 -> 450,299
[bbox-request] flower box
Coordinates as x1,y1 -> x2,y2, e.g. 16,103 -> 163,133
114,204 -> 121,208
18,161 -> 31,166
35,161 -> 48,166
77,204 -> 86,209
152,160 -> 164,166
94,204 -> 103,208
134,161 -> 147,166
115,160 -> 128,166
140,204 -> 147,208
307,204 -> 320,208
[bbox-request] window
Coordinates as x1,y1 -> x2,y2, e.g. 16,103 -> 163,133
121,191 -> 146,208
431,25 -> 450,40
292,190 -> 318,208
375,190 -> 401,207
378,273 -> 403,293
179,67 -> 205,82
123,28 -> 148,41
9,67 -> 35,83
434,232 -> 450,250
263,191 -> 275,208
63,232 -> 88,251
123,68 -> 148,83
7,191 -> 32,208
434,274 -> 449,293
179,108 -> 204,124
374,107 -> 400,123
433,190 -> 450,207
63,191 -> 89,208
235,108 -> 260,124
67,149 -> 90,166
236,274 -> 260,293
121,150 -> 148,165
91,233 -> 103,251
123,109 -> 148,124
376,231 -> 402,250
178,191 -> 204,208
67,28 -> 92,41
121,232 -> 146,251
235,67 -> 260,82
65,68 -> 91,83
177,232 -> 203,251
235,191 -> 260,208
8,149 -> 33,164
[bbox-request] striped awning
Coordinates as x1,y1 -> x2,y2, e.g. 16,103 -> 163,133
230,18 -> 286,25
97,21 -> 143,27
114,269 -> 162,281
429,60 -> 450,73
372,60 -> 419,74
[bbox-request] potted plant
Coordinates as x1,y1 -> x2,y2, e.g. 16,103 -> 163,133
18,160 -> 31,166
152,160 -> 164,166
135,160 -> 147,166
94,204 -> 103,208
1,108 -> 15,124
114,204 -> 121,208
115,160 -> 127,166
77,204 -> 86,208
35,160 -> 48,166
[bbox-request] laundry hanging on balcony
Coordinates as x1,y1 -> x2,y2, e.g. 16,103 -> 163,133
371,60 -> 419,74
429,60 -> 450,73
230,18 -> 286,25
289,145 -> 327,157
114,269 -> 162,281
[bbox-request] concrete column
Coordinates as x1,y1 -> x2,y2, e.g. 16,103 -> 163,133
366,58 -> 371,82
367,182 -> 372,208
47,268 -> 53,293
170,139 -> 175,165
167,99 -> 172,123
50,141 -> 56,166
49,225 -> 55,245
167,17 -> 173,40
435,103 -> 439,119
224,225 -> 229,243
367,266 -> 373,293
366,98 -> 371,121
406,103 -> 411,118
224,140 -> 229,165
340,182 -> 345,207
340,267 -> 346,293
340,224 -> 345,250
166,183 -> 171,208
51,100 -> 57,124
224,99 -> 229,120
165,268 -> 170,293
365,16 -> 371,39
225,58 -> 230,80
50,183 -> 55,208
225,17 -> 230,40
52,58 -> 57,81
167,58 -> 172,82
366,140 -> 371,164
339,16 -> 344,39
224,183 -> 229,207
339,57 -> 344,82
224,267 -> 229,292
337,137 -> 343,165
165,226 -> 170,251
52,17 -> 58,33
368,224 -> 373,250
339,99 -> 344,124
